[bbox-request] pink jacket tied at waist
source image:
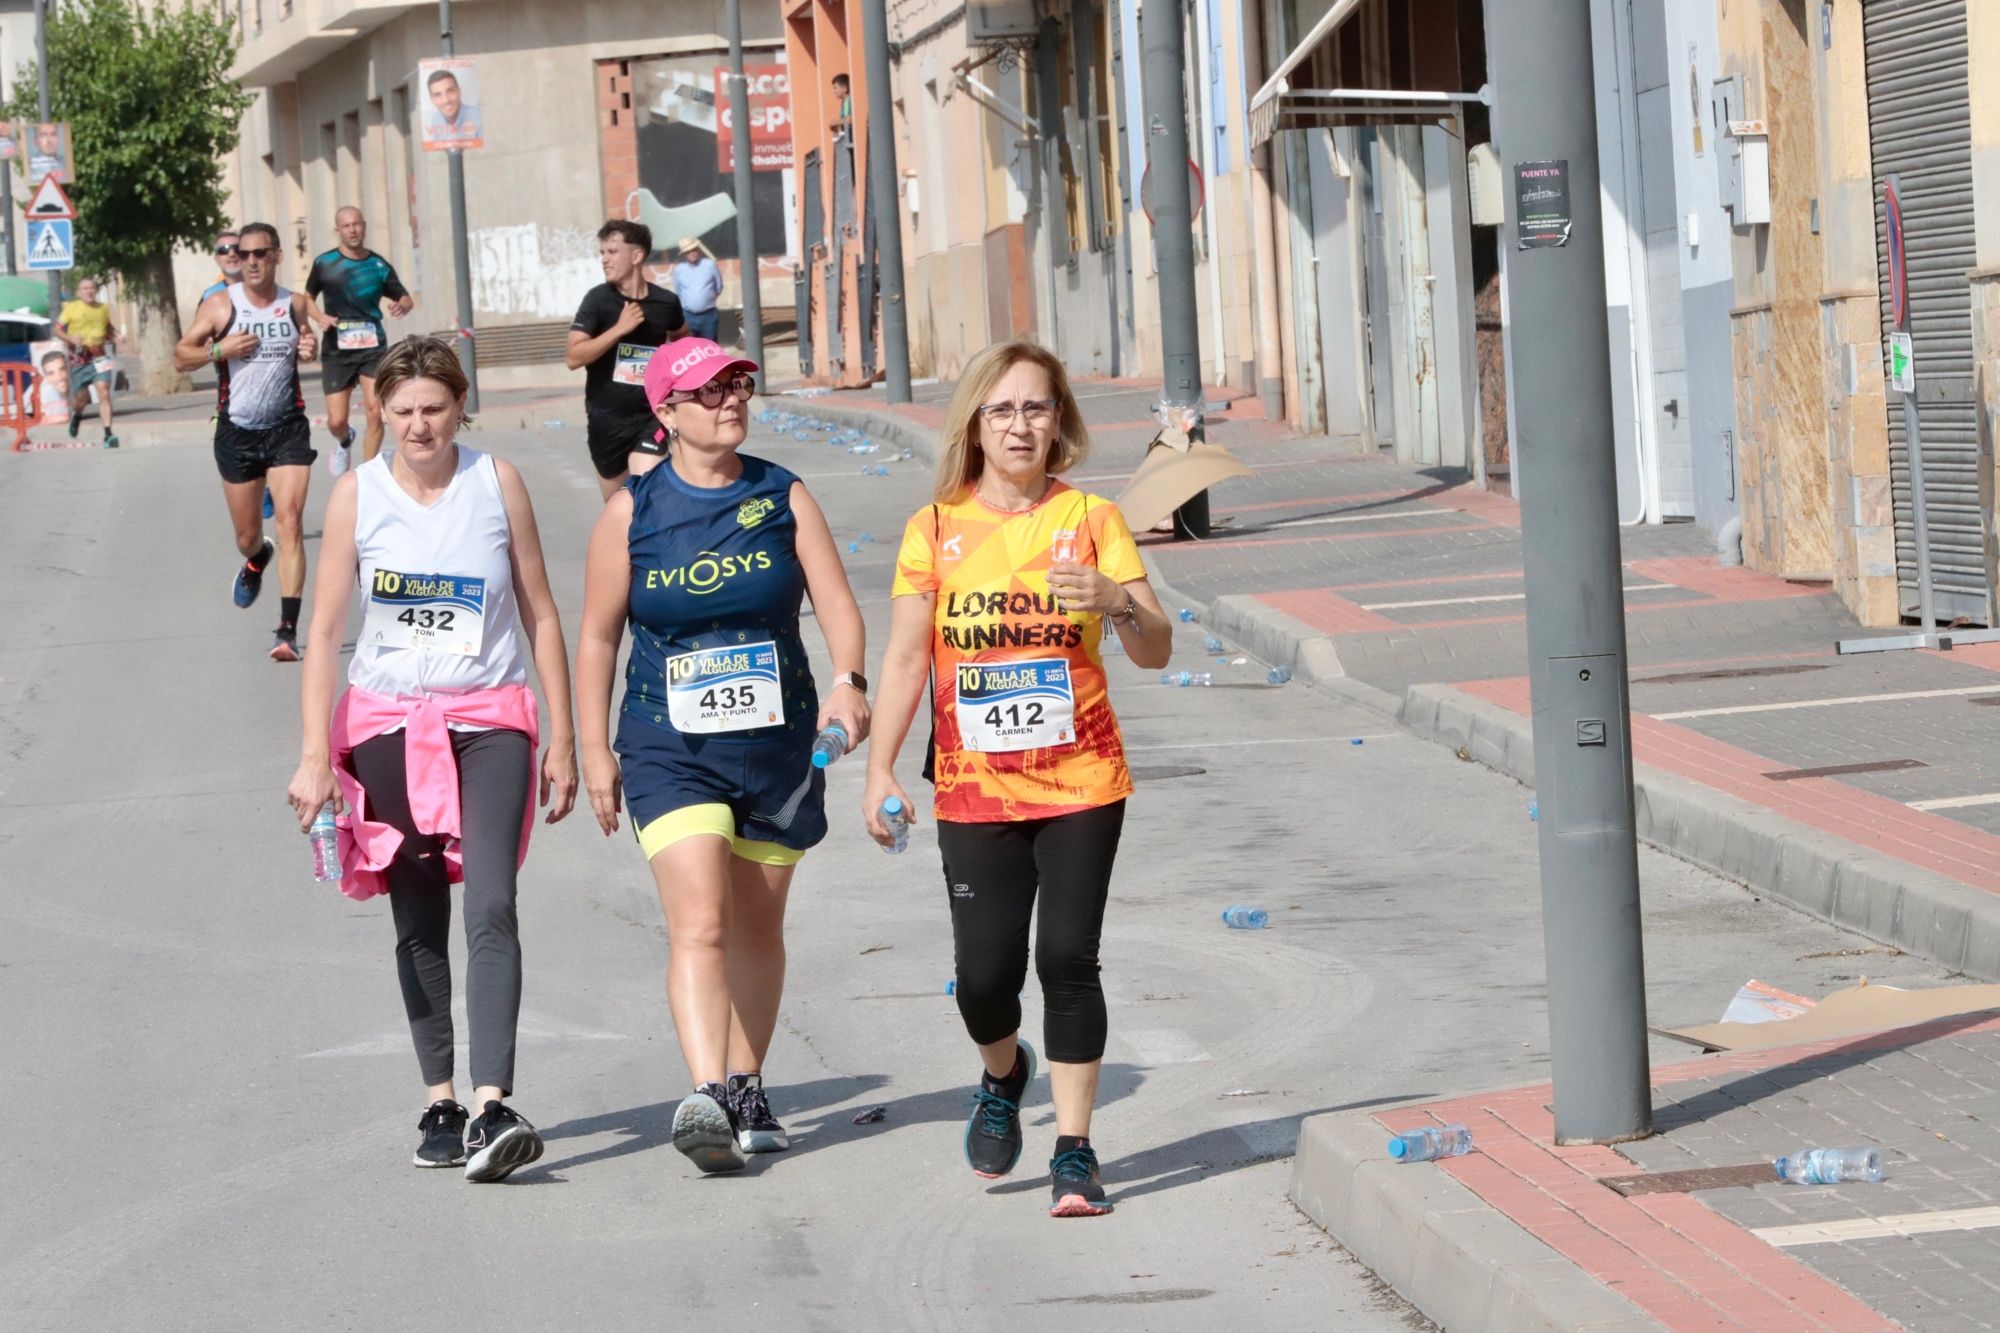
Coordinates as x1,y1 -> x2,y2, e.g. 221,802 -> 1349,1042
328,683 -> 541,901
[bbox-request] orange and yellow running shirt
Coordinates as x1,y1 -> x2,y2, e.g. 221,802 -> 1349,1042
892,480 -> 1147,823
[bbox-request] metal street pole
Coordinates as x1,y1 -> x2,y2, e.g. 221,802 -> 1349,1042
35,0 -> 58,311
725,0 -> 764,391
1485,0 -> 1651,1144
437,0 -> 479,412
2,163 -> 16,276
1137,0 -> 1209,539
859,0 -> 910,402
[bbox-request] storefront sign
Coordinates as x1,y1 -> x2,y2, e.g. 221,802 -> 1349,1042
712,65 -> 792,172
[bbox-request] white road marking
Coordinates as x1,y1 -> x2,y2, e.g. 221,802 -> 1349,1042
1753,1204 -> 2000,1247
1258,510 -> 1461,533
1908,792 -> 2000,812
1362,584 -> 1671,611
1125,736 -> 1394,752
1652,685 -> 2000,721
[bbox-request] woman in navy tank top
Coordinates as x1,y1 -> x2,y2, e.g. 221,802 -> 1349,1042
576,338 -> 870,1174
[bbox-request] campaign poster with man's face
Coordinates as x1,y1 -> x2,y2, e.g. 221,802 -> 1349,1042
417,59 -> 483,152
26,122 -> 70,184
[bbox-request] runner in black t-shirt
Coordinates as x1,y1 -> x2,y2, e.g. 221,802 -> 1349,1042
305,207 -> 412,474
567,219 -> 686,499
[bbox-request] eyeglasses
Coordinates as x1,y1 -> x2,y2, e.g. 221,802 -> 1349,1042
237,246 -> 276,261
215,244 -> 239,256
976,399 -> 1056,428
672,372 -> 756,410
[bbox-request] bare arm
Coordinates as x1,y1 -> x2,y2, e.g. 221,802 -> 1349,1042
496,459 -> 578,824
291,293 -> 320,363
862,591 -> 935,844
173,292 -> 240,372
577,489 -> 634,835
565,300 -> 645,370
789,481 -> 869,748
286,472 -> 361,829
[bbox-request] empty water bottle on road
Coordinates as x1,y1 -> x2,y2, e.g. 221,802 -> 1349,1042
1161,671 -> 1213,687
1774,1147 -> 1883,1184
810,721 -> 850,769
880,796 -> 911,854
1178,608 -> 1197,622
1202,633 -> 1224,653
1388,1125 -> 1474,1163
1220,906 -> 1268,929
1267,665 -> 1292,685
309,806 -> 339,883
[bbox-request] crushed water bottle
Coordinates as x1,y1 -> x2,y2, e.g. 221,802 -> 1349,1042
309,806 -> 340,883
1202,633 -> 1224,653
847,542 -> 861,554
897,448 -> 915,461
1177,608 -> 1197,622
1387,1125 -> 1474,1163
861,463 -> 890,476
1161,671 -> 1213,687
810,720 -> 850,769
880,796 -> 911,854
1267,665 -> 1292,685
1220,905 -> 1268,929
1774,1147 -> 1883,1185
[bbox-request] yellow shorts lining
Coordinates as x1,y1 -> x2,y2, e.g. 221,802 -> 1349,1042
636,802 -> 805,866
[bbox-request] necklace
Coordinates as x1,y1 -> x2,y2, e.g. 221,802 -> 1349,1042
978,478 -> 1050,513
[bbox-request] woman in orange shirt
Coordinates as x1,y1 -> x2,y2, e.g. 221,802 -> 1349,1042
864,341 -> 1172,1217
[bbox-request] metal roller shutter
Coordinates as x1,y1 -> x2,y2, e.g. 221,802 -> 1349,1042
1864,0 -> 1984,622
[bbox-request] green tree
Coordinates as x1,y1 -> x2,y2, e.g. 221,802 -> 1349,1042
8,0 -> 251,392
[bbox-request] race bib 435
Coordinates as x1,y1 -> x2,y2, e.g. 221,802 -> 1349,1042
666,641 -> 785,734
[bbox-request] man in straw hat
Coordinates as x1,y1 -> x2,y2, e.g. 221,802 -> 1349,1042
672,236 -> 724,343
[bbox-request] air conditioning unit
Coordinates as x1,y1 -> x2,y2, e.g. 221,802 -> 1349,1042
967,0 -> 1039,43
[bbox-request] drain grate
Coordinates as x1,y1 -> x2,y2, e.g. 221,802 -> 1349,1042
1633,664 -> 1828,686
1602,1163 -> 1774,1195
1763,759 -> 1925,782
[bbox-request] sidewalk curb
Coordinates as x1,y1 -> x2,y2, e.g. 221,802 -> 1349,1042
1397,680 -> 2000,983
1289,1112 -> 1660,1332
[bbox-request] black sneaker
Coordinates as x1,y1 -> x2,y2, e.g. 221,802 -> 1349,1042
67,406 -> 81,438
672,1083 -> 746,1174
102,431 -> 118,450
963,1039 -> 1037,1179
726,1072 -> 790,1153
1049,1140 -> 1112,1217
269,625 -> 301,662
412,1099 -> 468,1168
463,1100 -> 543,1183
232,539 -> 273,609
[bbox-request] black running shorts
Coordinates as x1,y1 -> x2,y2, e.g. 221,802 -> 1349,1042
215,415 -> 316,483
322,346 -> 385,396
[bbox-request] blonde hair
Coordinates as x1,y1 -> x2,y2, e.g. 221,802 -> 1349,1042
373,336 -> 474,428
934,341 -> 1090,503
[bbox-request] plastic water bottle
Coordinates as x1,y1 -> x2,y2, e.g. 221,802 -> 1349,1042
847,542 -> 861,554
1267,665 -> 1292,685
880,796 -> 911,854
1774,1147 -> 1883,1184
1202,633 -> 1224,653
1388,1125 -> 1474,1163
1220,905 -> 1268,929
861,463 -> 889,476
897,447 -> 915,461
810,721 -> 850,769
1528,799 -> 1539,821
1177,608 -> 1197,622
309,806 -> 339,883
945,979 -> 957,996
1161,671 -> 1214,687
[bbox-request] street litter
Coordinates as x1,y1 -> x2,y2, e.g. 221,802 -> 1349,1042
852,1105 -> 888,1125
1719,979 -> 1814,1026
1658,979 -> 2000,1053
1221,906 -> 1267,929
1774,1146 -> 1883,1184
1388,1124 -> 1473,1162
1219,1089 -> 1269,1098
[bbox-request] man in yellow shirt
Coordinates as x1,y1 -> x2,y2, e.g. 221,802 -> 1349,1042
56,277 -> 124,449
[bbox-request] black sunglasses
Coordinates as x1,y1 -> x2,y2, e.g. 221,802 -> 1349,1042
237,246 -> 276,261
215,244 -> 239,256
671,372 -> 756,410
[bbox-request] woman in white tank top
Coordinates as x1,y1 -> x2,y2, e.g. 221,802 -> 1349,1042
286,337 -> 579,1182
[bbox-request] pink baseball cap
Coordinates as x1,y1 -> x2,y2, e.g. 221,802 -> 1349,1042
643,337 -> 758,414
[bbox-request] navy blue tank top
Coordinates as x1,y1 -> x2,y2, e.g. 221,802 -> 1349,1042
622,454 -> 817,744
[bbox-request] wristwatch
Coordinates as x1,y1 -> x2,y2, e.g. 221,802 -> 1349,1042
833,671 -> 868,694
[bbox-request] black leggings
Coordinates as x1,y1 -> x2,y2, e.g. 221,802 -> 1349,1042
935,801 -> 1125,1064
349,727 -> 532,1094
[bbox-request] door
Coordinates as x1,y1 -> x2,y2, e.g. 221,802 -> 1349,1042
1864,0 -> 1983,622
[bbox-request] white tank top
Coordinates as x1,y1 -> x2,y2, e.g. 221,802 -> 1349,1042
349,447 -> 528,701
219,282 -> 303,429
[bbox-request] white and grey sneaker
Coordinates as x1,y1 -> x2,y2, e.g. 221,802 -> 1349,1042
326,428 -> 354,478
726,1072 -> 791,1153
463,1100 -> 543,1183
673,1084 -> 747,1174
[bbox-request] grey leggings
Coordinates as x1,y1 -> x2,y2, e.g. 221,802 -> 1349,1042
349,727 -> 532,1094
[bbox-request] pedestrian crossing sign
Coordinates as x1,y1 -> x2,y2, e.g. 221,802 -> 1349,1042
26,217 -> 73,271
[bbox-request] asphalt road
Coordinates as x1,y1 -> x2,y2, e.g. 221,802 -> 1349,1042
0,420 -> 1950,1331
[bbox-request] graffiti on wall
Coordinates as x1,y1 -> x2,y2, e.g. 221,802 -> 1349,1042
472,223 -> 601,319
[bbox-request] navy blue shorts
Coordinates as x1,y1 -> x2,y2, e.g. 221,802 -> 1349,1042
615,712 -> 827,861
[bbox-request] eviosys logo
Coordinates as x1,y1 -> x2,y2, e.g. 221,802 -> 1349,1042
643,549 -> 774,595
736,497 -> 775,529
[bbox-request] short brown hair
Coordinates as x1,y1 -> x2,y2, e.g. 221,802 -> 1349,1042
598,218 -> 653,255
373,336 -> 474,427
933,341 -> 1089,503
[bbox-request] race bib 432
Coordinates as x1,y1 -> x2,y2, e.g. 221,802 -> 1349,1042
361,570 -> 487,656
